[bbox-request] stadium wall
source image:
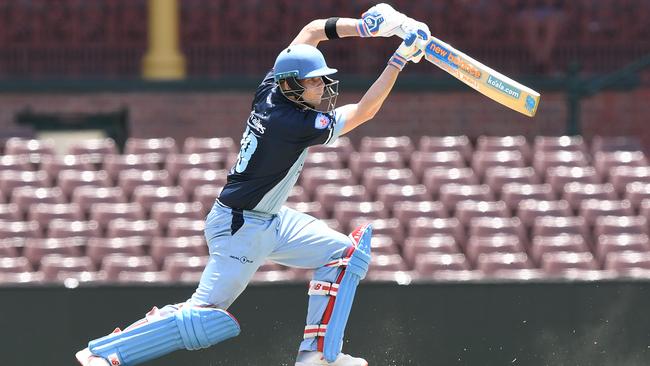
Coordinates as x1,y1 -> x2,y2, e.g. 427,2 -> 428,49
4,281 -> 650,366
0,89 -> 649,148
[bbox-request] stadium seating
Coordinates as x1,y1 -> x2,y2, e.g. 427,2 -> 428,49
1,134 -> 648,283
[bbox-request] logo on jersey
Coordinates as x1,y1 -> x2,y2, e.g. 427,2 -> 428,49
229,255 -> 254,264
314,113 -> 331,129
247,112 -> 266,134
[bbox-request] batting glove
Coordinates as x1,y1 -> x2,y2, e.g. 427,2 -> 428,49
357,3 -> 407,38
388,31 -> 427,71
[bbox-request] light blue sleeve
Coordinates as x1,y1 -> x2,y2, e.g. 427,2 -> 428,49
323,107 -> 347,146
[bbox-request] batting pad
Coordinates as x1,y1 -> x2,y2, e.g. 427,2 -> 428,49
88,306 -> 240,366
323,224 -> 372,363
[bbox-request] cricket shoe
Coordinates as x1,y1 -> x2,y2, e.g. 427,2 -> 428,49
295,351 -> 368,366
75,347 -> 110,366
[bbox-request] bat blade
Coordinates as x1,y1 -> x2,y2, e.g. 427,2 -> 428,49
404,32 -> 540,117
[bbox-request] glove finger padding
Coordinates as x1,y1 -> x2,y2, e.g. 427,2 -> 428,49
388,32 -> 422,71
358,3 -> 407,37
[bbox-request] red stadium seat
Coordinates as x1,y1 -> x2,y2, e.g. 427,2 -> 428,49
0,271 -> 45,284
300,168 -> 356,196
150,236 -> 207,266
455,200 -> 509,225
165,153 -> 225,177
163,255 -> 209,281
465,235 -> 525,264
472,151 -> 525,178
314,185 -> 369,214
591,136 -> 642,154
23,237 -> 85,266
101,255 -> 158,281
402,235 -> 459,267
484,167 -> 539,193
511,180 -> 560,215
562,182 -> 618,211
408,217 -> 465,246
476,135 -> 531,162
125,137 -> 178,156
414,253 -> 470,274
348,152 -> 404,178
0,238 -> 23,257
501,183 -> 555,211
11,187 -> 65,215
422,168 -> 479,198
359,136 -> 414,161
40,155 -> 95,178
167,218 -> 205,237
307,136 -> 354,157
0,203 -> 22,221
86,237 -> 148,266
594,151 -> 647,179
117,169 -> 173,198
546,166 -> 600,194
68,138 -> 118,156
0,257 -> 32,273
333,201 -> 388,224
132,185 -> 186,213
610,166 -> 650,195
150,202 -> 204,230
624,182 -> 650,211
393,201 -> 448,227
4,138 -> 55,156
375,184 -> 429,211
117,271 -> 172,283
102,154 -> 160,181
419,136 -> 472,161
534,136 -> 586,154
533,151 -> 589,177
47,219 -> 102,239
578,199 -> 634,226
0,155 -> 32,172
530,235 -> 590,264
0,220 -> 41,239
532,216 -> 590,245
594,215 -> 648,237
410,151 -> 466,179
468,217 -> 527,245
183,137 -> 236,154
303,152 -> 345,170
40,255 -> 94,281
193,185 -> 222,214
540,252 -> 598,274
106,219 -> 162,239
367,235 -> 399,255
0,170 -> 51,199
369,253 -> 409,272
349,217 -> 403,243
439,184 -> 493,212
604,251 -> 650,272
596,234 -> 650,264
476,252 -> 532,274
28,203 -> 84,225
286,186 -> 309,203
361,168 -> 417,196
89,203 -> 146,230
285,201 -> 327,219
58,170 -> 111,198
72,186 -> 127,214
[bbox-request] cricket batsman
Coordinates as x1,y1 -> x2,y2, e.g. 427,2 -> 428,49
76,4 -> 428,366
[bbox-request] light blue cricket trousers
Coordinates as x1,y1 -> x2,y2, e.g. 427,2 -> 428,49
188,201 -> 354,352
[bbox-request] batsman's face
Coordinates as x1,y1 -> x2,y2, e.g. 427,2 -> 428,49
299,77 -> 325,105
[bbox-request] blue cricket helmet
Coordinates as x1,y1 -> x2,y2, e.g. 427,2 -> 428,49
273,44 -> 339,113
273,44 -> 338,81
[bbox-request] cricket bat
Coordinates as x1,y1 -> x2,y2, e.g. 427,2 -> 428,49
399,31 -> 541,117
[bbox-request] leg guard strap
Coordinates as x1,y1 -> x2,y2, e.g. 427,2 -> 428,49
323,224 -> 372,363
308,280 -> 339,297
88,305 -> 240,366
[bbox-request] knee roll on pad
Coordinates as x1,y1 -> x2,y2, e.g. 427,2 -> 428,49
88,306 -> 240,366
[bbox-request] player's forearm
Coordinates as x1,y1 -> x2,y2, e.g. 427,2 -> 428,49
290,18 -> 362,47
340,65 -> 400,135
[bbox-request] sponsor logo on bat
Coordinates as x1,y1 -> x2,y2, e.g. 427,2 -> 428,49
459,73 -> 479,89
424,40 -> 482,79
525,95 -> 536,113
486,75 -> 521,99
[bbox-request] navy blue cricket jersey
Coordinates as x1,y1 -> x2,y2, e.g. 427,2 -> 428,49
218,70 -> 346,214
